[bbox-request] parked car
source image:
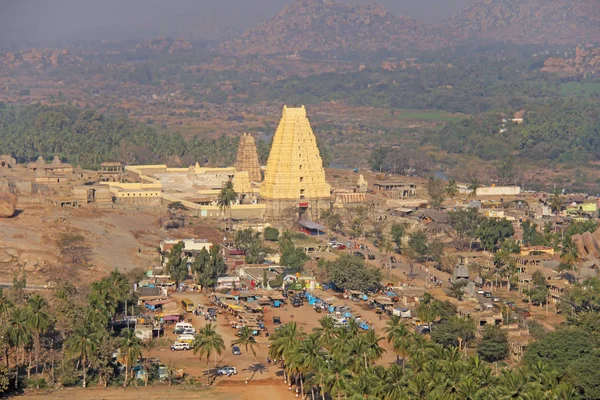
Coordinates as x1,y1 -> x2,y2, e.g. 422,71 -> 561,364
182,328 -> 196,335
217,366 -> 237,376
292,301 -> 302,308
477,289 -> 485,295
390,256 -> 397,263
273,316 -> 281,325
353,252 -> 365,259
483,292 -> 492,298
170,342 -> 191,351
493,297 -> 500,302
231,345 -> 241,355
335,244 -> 346,250
367,254 -> 376,260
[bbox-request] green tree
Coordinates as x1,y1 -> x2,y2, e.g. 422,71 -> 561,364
524,270 -> 549,306
166,242 -> 187,288
478,325 -> 509,362
390,222 -> 407,248
448,280 -> 468,300
119,328 -> 143,387
548,188 -> 563,216
193,323 -> 225,384
263,227 -> 279,241
8,307 -> 30,389
467,178 -> 481,200
325,255 -> 382,293
217,179 -> 238,231
66,324 -> 101,388
408,231 -> 428,261
231,326 -> 258,357
430,316 -> 475,347
427,176 -> 445,208
448,208 -> 482,249
25,294 -> 50,388
445,179 -> 460,201
280,245 -> 309,271
476,217 -> 515,251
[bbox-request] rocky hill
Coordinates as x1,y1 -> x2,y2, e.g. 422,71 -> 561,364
0,48 -> 83,72
542,46 -> 600,77
220,0 -> 449,57
440,0 -> 600,45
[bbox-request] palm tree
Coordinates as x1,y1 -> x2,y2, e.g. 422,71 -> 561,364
217,180 -> 238,231
548,188 -> 563,216
467,178 -> 481,200
25,294 -> 50,388
322,358 -> 351,400
380,364 -> 409,400
193,323 -> 225,384
383,316 -> 409,369
0,289 -> 13,369
314,316 -> 337,348
445,179 -> 459,202
119,328 -> 143,387
278,229 -> 294,253
9,307 -> 31,389
66,324 -> 100,388
231,326 -> 258,357
292,333 -> 326,400
381,238 -> 394,276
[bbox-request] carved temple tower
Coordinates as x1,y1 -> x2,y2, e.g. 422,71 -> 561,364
235,133 -> 262,183
260,105 -> 331,222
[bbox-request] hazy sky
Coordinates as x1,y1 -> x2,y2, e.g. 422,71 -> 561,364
0,0 -> 475,50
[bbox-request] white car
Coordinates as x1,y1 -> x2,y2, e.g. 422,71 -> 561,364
217,366 -> 237,376
170,342 -> 191,351
182,328 -> 196,335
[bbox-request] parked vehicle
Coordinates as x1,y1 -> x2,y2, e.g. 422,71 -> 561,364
181,328 -> 196,335
174,322 -> 194,333
217,366 -> 237,376
177,334 -> 196,344
390,256 -> 397,263
367,254 -> 376,260
483,292 -> 492,298
231,345 -> 241,355
170,342 -> 191,351
353,252 -> 365,259
273,316 -> 281,325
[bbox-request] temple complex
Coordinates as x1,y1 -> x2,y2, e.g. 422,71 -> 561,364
260,105 -> 331,222
235,133 -> 262,182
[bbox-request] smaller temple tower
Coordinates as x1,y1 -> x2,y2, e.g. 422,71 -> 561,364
235,133 -> 262,183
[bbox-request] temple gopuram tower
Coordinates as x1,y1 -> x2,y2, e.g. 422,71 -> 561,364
260,105 -> 331,222
235,133 -> 262,183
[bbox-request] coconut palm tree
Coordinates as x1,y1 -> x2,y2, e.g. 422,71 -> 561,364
66,324 -> 100,388
467,178 -> 481,200
231,326 -> 258,357
322,357 -> 352,400
292,333 -> 326,400
217,180 -> 238,231
193,323 -> 225,384
25,294 -> 50,388
548,188 -> 563,216
119,328 -> 143,387
313,315 -> 337,348
445,179 -> 460,202
0,289 -> 13,369
383,316 -> 410,369
8,307 -> 31,389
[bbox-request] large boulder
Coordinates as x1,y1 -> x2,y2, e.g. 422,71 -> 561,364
582,231 -> 600,258
0,192 -> 16,218
571,234 -> 588,258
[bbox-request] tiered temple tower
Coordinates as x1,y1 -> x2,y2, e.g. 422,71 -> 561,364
235,133 -> 262,183
260,105 -> 331,222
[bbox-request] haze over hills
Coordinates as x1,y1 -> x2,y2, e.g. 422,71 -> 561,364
221,0 -> 450,57
440,0 -> 600,45
223,0 -> 600,58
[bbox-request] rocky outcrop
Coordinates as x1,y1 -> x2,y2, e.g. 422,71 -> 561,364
440,0 -> 600,46
0,49 -> 82,71
572,228 -> 600,258
221,0 -> 449,57
0,192 -> 16,218
542,46 -> 600,77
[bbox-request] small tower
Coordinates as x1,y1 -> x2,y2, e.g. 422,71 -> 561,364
235,133 -> 262,183
357,174 -> 368,193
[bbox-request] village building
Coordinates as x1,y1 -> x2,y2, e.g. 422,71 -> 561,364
373,180 -> 417,199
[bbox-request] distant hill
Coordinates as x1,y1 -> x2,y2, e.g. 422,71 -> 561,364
440,0 -> 600,45
220,0 -> 450,57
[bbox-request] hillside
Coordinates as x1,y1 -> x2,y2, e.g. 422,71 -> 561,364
542,46 -> 600,78
440,0 -> 600,45
220,0 -> 449,57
